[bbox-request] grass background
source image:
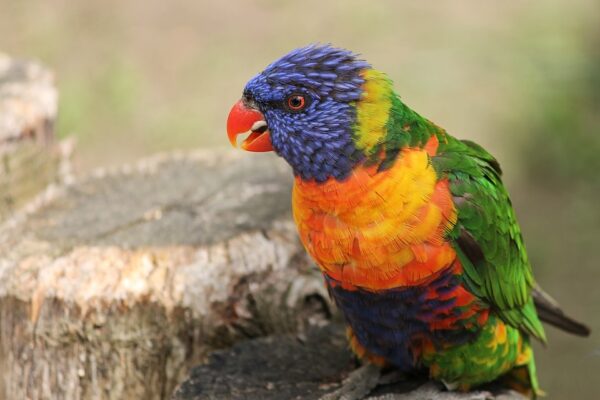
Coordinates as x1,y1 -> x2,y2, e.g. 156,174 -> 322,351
2,1 -> 599,398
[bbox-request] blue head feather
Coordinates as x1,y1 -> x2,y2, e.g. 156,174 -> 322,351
243,45 -> 371,182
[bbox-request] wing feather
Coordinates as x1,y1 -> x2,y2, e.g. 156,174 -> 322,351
432,138 -> 546,342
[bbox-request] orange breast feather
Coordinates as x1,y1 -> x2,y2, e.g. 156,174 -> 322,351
292,145 -> 458,290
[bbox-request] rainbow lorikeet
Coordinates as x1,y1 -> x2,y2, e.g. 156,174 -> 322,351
226,45 -> 589,398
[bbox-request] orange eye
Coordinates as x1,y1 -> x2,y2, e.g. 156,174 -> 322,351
286,94 -> 306,111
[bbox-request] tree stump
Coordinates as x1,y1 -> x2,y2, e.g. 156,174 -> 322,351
0,53 -> 66,222
0,151 -> 331,400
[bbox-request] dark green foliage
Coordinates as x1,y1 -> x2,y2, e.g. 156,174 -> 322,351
522,31 -> 600,190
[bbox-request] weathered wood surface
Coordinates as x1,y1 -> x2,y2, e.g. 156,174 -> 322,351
0,151 -> 331,400
172,323 -> 524,400
0,53 -> 66,221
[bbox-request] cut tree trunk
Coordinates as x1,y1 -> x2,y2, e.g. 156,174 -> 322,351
0,53 -> 66,222
0,150 -> 331,400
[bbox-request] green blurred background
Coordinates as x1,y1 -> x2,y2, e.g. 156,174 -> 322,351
2,0 -> 599,398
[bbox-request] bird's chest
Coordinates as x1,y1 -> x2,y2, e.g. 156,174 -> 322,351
292,149 -> 458,290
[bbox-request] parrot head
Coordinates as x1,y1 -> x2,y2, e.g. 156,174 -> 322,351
227,44 -> 386,182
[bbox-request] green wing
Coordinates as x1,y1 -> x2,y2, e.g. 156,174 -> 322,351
432,138 -> 546,342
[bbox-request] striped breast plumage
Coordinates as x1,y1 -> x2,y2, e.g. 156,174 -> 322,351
292,141 -> 489,371
292,140 -> 458,290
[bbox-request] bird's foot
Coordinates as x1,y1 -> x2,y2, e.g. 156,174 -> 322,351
377,369 -> 407,385
318,363 -> 381,400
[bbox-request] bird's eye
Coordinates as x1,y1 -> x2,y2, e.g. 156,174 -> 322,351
286,94 -> 307,112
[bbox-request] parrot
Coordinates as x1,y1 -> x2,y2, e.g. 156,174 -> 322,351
226,44 -> 590,398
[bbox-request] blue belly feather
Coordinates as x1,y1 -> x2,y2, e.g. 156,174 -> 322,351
325,267 -> 480,370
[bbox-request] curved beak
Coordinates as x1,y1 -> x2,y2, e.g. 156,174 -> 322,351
226,100 -> 273,152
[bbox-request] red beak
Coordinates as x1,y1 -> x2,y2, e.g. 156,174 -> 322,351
226,100 -> 273,152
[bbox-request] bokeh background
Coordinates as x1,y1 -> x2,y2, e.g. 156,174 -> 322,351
2,0 -> 599,397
